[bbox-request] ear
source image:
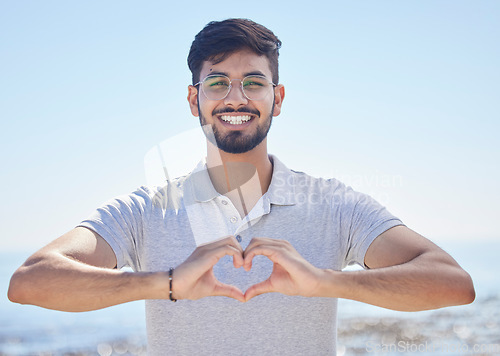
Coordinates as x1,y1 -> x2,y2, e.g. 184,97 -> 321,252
187,85 -> 199,117
272,84 -> 285,117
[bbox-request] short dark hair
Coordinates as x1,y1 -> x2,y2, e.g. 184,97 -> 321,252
187,18 -> 282,85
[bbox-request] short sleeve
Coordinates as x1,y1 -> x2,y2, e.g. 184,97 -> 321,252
77,186 -> 154,271
340,186 -> 404,269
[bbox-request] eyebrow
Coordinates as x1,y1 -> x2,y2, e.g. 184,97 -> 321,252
207,70 -> 268,78
244,70 -> 267,77
207,71 -> 229,77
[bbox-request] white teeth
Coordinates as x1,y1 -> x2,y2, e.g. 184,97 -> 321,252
220,115 -> 252,125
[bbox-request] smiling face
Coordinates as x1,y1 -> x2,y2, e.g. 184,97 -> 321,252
188,49 -> 284,154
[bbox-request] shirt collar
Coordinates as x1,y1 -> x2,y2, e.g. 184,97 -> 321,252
188,154 -> 296,206
189,158 -> 219,202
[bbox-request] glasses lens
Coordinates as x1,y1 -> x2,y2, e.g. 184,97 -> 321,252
200,75 -> 273,100
242,76 -> 272,100
202,76 -> 230,100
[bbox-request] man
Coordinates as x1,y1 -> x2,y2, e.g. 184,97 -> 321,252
9,19 -> 475,355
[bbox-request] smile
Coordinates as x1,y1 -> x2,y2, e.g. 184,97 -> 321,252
219,115 -> 253,125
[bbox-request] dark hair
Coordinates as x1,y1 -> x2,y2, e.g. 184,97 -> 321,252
188,18 -> 282,85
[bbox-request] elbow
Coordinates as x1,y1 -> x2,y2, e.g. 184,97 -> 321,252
8,253 -> 52,306
8,268 -> 35,305
8,271 -> 26,304
430,266 -> 475,309
460,270 -> 476,305
445,268 -> 475,307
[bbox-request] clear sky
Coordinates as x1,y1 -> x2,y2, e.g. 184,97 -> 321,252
1,1 -> 499,251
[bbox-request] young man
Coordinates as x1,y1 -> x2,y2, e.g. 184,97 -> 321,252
9,19 -> 475,355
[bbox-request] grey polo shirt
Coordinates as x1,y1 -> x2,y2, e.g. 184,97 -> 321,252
79,155 -> 403,355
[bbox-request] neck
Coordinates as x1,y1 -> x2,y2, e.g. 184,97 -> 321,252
206,139 -> 273,206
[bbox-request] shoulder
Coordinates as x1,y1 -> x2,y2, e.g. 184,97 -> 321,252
140,175 -> 189,211
287,170 -> 383,217
98,176 -> 188,213
270,155 -> 346,203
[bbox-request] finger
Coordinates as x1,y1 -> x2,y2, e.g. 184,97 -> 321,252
209,235 -> 244,255
185,244 -> 243,277
243,237 -> 289,262
243,236 -> 274,252
207,244 -> 244,268
244,279 -> 274,302
200,235 -> 243,253
243,245 -> 282,271
233,254 -> 243,269
214,236 -> 244,269
243,238 -> 267,270
244,236 -> 286,250
212,282 -> 246,303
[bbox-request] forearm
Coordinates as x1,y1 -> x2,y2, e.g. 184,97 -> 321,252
317,252 -> 475,311
8,252 -> 169,312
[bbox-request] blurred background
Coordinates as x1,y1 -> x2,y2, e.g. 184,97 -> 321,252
1,0 -> 499,355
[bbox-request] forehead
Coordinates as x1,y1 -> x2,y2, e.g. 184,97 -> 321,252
200,49 -> 273,79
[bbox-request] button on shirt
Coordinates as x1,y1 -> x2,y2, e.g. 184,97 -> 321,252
79,154 -> 403,355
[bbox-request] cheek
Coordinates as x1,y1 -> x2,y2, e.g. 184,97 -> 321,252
252,96 -> 273,115
199,96 -> 216,113
197,100 -> 212,118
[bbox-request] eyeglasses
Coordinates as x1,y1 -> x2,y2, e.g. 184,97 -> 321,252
194,75 -> 277,101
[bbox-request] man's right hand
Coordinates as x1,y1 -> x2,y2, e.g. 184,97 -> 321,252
8,230 -> 246,312
172,236 -> 245,302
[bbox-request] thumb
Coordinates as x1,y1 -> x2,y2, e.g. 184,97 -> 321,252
212,282 -> 246,303
244,279 -> 274,302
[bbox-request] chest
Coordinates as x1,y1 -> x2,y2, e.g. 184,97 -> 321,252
140,203 -> 345,274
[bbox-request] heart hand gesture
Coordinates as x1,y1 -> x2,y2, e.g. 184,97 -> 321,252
242,237 -> 325,301
172,236 -> 246,302
171,236 -> 324,303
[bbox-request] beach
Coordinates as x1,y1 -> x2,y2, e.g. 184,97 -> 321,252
337,294 -> 500,355
2,294 -> 498,355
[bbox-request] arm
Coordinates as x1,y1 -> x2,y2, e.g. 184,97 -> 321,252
319,225 -> 475,311
8,229 -> 245,312
243,226 -> 475,310
8,227 -> 170,312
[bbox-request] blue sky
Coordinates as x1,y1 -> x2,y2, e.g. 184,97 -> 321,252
1,1 -> 499,251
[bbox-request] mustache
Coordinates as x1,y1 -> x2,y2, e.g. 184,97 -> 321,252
212,107 -> 260,117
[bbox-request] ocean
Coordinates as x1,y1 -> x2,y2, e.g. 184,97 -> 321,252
1,239 -> 499,355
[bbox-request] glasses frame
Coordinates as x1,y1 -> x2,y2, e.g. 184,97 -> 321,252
194,74 -> 277,101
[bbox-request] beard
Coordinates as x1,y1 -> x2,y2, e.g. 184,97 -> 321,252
198,100 -> 274,154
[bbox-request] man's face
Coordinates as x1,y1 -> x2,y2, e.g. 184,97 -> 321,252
188,49 -> 284,154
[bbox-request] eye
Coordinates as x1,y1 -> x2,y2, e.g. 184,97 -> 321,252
243,77 -> 268,91
244,81 -> 263,87
205,76 -> 230,88
210,81 -> 229,87
243,78 -> 264,86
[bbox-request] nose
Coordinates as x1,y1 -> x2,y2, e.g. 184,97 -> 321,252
224,80 -> 248,107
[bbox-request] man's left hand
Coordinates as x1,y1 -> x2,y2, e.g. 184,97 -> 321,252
243,237 -> 324,301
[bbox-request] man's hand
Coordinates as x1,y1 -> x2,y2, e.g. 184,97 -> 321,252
242,237 -> 325,301
172,236 -> 246,302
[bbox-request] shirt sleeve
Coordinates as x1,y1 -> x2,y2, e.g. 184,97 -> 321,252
339,185 -> 404,269
77,186 -> 155,271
